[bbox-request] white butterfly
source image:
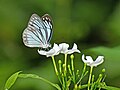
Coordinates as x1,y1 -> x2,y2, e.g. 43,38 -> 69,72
22,14 -> 53,48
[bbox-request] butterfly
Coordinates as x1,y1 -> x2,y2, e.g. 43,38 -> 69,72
22,14 -> 53,49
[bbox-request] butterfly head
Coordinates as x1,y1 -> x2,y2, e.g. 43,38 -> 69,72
41,43 -> 51,49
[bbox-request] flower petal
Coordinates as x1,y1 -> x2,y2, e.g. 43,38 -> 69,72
38,50 -> 47,56
59,43 -> 69,53
85,56 -> 93,63
72,43 -> 78,50
67,43 -> 80,54
91,56 -> 104,66
53,43 -> 60,53
46,49 -> 56,57
38,43 -> 60,57
82,54 -> 93,66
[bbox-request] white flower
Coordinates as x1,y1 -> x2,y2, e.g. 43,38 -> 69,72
59,43 -> 80,54
38,43 -> 80,57
38,43 -> 60,57
82,54 -> 104,67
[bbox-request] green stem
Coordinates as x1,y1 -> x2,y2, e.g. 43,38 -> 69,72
90,75 -> 95,90
71,55 -> 75,83
58,60 -> 63,85
77,63 -> 87,84
74,84 -> 78,90
88,66 -> 93,90
62,73 -> 65,90
64,54 -> 67,75
64,54 -> 68,89
51,56 -> 58,75
51,56 -> 62,85
58,60 -> 62,74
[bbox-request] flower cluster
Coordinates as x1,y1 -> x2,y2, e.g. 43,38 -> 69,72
38,43 -> 104,67
38,43 -> 80,57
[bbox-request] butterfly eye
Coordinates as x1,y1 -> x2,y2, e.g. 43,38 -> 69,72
42,17 -> 45,20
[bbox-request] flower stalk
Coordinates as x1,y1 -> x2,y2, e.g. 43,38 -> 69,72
88,66 -> 93,90
51,56 -> 63,85
64,54 -> 67,76
77,63 -> 87,85
71,54 -> 75,83
51,56 -> 58,75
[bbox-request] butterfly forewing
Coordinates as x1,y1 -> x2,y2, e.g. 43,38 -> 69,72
42,14 -> 53,42
22,14 -> 53,48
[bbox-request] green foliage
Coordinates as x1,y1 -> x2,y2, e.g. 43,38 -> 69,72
4,71 -> 22,90
0,0 -> 120,89
5,54 -> 120,90
4,71 -> 61,90
18,74 -> 61,90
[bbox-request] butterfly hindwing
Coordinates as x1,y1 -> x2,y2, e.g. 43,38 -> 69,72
22,14 -> 53,48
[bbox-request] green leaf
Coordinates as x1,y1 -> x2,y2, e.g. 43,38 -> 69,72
101,86 -> 120,90
4,71 -> 22,90
18,73 -> 61,90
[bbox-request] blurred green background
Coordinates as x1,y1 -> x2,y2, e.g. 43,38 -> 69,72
0,0 -> 120,90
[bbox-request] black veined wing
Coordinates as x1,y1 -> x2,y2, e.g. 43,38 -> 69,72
22,13 -> 53,48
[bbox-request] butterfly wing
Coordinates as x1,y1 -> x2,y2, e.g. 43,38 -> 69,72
22,14 -> 53,48
41,14 -> 53,42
